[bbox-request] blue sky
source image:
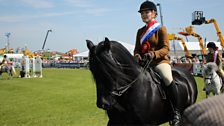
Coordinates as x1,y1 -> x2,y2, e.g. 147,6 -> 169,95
0,0 -> 223,53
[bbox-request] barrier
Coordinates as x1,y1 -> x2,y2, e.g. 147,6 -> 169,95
193,63 -> 203,76
55,63 -> 81,68
21,56 -> 30,78
173,63 -> 193,73
33,56 -> 43,78
173,63 -> 203,76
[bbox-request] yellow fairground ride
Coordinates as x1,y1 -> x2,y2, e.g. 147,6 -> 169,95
21,48 -> 34,58
178,26 -> 207,55
0,48 -> 14,55
0,48 -> 5,55
168,33 -> 192,58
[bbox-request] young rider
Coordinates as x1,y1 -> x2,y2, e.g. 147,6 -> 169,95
206,42 -> 224,82
134,1 -> 181,125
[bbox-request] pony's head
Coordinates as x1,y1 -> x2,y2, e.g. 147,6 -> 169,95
203,62 -> 218,85
87,37 -> 139,110
202,62 -> 218,76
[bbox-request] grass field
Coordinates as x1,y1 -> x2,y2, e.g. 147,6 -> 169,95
0,69 -> 205,126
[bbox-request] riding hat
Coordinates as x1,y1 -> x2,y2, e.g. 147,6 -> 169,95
207,42 -> 216,50
138,1 -> 157,13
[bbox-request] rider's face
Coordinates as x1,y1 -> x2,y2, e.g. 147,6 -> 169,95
208,47 -> 215,53
140,10 -> 156,24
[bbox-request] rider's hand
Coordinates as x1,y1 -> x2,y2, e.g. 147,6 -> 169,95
144,51 -> 155,61
134,54 -> 142,62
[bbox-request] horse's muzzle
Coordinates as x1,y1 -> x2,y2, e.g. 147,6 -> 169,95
97,97 -> 112,110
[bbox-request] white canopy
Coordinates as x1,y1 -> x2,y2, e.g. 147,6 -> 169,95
73,51 -> 89,57
169,41 -> 221,51
74,41 -> 222,58
74,41 -> 135,58
0,54 -> 24,62
5,54 -> 24,59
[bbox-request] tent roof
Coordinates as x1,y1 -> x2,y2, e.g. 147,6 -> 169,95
169,41 -> 221,51
73,51 -> 89,57
73,41 -> 135,57
74,41 -> 222,57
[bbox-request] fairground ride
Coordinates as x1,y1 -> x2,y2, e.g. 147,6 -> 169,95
192,11 -> 224,49
178,26 -> 207,55
168,33 -> 192,58
21,48 -> 34,58
0,48 -> 5,55
0,48 -> 14,55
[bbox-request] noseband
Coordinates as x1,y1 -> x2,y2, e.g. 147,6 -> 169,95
205,73 -> 218,83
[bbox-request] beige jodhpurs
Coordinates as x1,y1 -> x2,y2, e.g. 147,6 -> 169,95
154,63 -> 173,86
218,65 -> 224,81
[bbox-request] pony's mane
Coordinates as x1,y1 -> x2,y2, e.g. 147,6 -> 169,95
89,41 -> 140,89
203,62 -> 218,75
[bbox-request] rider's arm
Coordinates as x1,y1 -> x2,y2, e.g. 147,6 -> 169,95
153,26 -> 169,59
134,29 -> 142,56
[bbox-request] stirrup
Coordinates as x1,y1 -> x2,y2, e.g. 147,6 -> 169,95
170,111 -> 181,126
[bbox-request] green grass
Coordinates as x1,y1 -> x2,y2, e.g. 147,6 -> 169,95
0,69 -> 107,126
0,69 -> 205,126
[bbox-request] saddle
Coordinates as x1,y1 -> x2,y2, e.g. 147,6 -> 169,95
147,67 -> 167,99
146,67 -> 185,100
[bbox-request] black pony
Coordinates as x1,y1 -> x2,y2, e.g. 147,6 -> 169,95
87,38 -> 198,126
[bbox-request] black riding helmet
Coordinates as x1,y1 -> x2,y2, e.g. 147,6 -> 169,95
207,42 -> 216,50
138,1 -> 157,13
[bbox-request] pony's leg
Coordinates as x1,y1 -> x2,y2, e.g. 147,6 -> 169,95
206,91 -> 209,98
215,87 -> 220,95
7,71 -> 10,80
8,69 -> 12,80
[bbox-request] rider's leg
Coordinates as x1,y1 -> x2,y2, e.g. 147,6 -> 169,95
217,67 -> 224,82
217,67 -> 224,92
155,63 -> 181,126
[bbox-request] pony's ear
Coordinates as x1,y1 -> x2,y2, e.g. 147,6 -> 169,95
86,40 -> 95,50
104,37 -> 111,51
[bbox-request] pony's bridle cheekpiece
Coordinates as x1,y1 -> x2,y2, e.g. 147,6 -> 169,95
205,73 -> 218,82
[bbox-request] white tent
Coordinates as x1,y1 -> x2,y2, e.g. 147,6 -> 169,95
118,41 -> 135,55
74,41 -> 222,59
73,51 -> 89,57
0,54 -> 24,62
5,54 -> 24,59
169,41 -> 223,57
170,41 -> 221,51
73,41 -> 135,59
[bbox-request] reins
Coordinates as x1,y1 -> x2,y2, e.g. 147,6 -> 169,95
95,53 -> 151,97
111,59 -> 151,96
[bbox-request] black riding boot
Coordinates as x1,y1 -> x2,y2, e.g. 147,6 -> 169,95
166,81 -> 181,126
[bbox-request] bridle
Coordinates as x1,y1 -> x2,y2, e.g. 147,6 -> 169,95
205,72 -> 219,83
111,59 -> 151,97
95,50 -> 151,97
